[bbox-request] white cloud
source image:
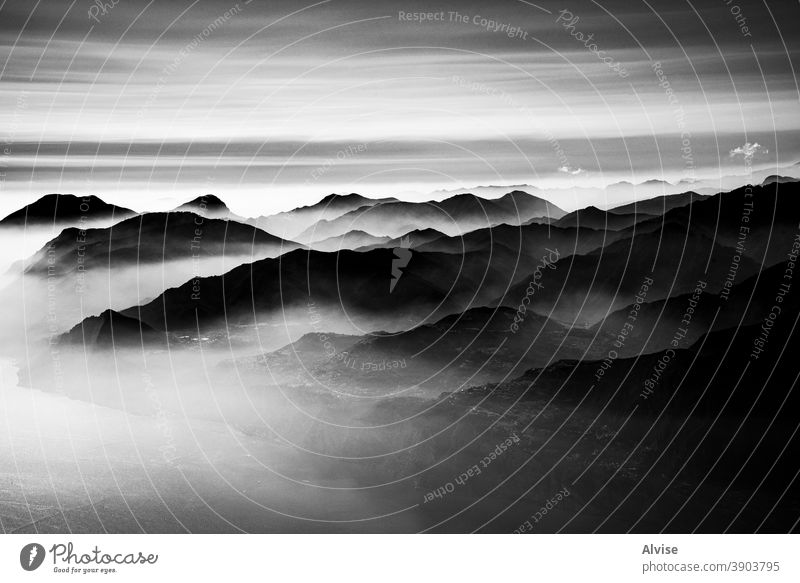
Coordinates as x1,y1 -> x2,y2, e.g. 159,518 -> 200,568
729,142 -> 768,160
558,165 -> 585,175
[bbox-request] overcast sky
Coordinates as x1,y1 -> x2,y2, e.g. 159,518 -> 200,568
1,0 -> 798,215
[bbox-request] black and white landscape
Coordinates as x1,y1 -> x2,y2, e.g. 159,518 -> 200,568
1,0 -> 799,534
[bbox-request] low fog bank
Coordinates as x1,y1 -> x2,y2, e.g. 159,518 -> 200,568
0,254 -> 296,350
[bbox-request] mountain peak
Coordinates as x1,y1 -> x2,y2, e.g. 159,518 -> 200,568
318,193 -> 366,204
61,309 -> 161,348
0,193 -> 136,227
174,194 -> 229,214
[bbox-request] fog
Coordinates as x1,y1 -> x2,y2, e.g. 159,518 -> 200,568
3,183 -> 796,533
0,227 -> 491,532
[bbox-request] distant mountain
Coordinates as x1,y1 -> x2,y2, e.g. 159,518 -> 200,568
0,211 -> 306,341
103,216 -> 629,337
606,191 -> 706,215
415,221 -> 628,267
296,191 -> 566,242
102,220 -> 627,346
59,182 -> 800,353
0,194 -> 136,228
317,193 -> 391,212
630,182 -> 800,266
761,175 -> 800,186
555,206 -> 657,230
173,194 -> 232,218
23,211 -> 302,276
252,193 -> 398,239
493,190 -> 566,222
310,230 -> 392,252
356,228 -> 449,251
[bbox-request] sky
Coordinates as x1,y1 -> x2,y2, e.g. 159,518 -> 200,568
1,0 -> 799,216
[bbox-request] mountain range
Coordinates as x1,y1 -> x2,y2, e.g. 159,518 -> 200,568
6,178 -> 799,533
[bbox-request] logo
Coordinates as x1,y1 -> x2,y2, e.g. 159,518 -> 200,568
390,236 -> 412,293
20,543 -> 46,571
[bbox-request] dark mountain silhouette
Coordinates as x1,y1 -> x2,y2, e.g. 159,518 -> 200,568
174,194 -> 231,218
498,218 -> 760,326
554,206 -> 657,230
628,182 -> 800,266
119,242 -> 551,334
310,230 -> 392,252
23,211 -> 302,276
606,191 -> 706,215
60,309 -> 164,347
316,193 -> 393,211
492,190 -> 566,222
0,194 -> 136,227
502,182 -> 800,324
235,253 -> 799,394
356,228 -> 449,251
414,222 -> 629,270
446,315 -> 800,532
588,259 -> 799,357
10,178 -> 800,535
110,217 -> 632,336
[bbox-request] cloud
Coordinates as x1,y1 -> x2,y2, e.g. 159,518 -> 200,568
729,142 -> 768,160
558,165 -> 585,175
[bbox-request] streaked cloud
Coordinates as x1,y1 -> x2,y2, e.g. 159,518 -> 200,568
1,0 -> 798,213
